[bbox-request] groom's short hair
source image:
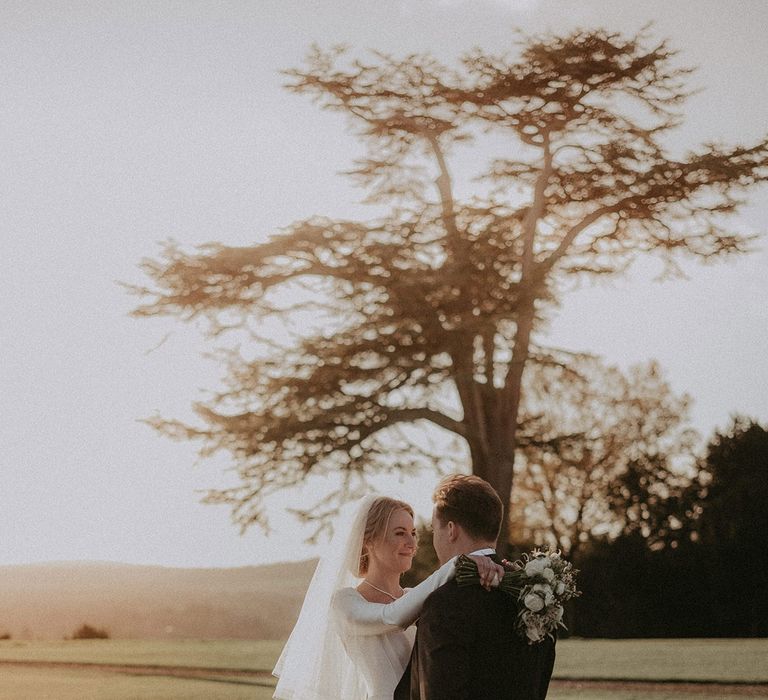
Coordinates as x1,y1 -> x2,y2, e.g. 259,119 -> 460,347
432,474 -> 503,543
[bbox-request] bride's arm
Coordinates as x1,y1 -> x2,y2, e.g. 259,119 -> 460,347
333,556 -> 458,635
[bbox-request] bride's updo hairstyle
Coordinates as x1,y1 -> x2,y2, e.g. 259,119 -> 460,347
358,497 -> 414,576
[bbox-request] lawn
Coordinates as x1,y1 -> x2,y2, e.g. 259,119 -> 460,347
0,638 -> 282,671
0,638 -> 765,699
0,666 -> 273,700
553,638 -> 768,683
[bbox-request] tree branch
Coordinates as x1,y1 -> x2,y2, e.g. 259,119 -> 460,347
386,407 -> 468,439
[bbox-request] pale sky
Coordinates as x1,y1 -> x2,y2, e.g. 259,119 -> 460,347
1,0 -> 766,568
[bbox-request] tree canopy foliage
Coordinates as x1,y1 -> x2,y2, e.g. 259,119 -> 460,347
510,360 -> 698,557
131,27 -> 767,536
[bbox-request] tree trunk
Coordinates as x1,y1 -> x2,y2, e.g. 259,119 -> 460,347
494,303 -> 536,551
492,448 -> 516,554
459,304 -> 535,551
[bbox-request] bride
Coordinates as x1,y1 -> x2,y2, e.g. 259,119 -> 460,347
272,494 -> 503,699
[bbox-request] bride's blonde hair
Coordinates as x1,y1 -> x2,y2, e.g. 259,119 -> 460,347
358,497 -> 415,576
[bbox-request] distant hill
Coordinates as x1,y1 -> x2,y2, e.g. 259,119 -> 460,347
0,559 -> 317,640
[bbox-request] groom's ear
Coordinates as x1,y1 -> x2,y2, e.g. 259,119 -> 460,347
447,521 -> 459,542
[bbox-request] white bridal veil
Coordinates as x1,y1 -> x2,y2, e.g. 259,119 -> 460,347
272,494 -> 377,700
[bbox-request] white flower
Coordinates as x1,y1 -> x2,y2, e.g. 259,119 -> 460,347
524,556 -> 551,576
524,559 -> 542,576
555,581 -> 566,595
554,605 -> 564,623
526,626 -> 543,642
532,583 -> 554,606
524,593 -> 544,612
542,567 -> 555,582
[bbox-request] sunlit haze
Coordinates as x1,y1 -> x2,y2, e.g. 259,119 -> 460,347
2,0 -> 766,568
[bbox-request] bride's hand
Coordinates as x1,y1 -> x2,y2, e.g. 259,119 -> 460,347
468,555 -> 505,591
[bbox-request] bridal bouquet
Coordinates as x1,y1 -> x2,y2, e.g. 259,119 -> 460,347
455,548 -> 580,644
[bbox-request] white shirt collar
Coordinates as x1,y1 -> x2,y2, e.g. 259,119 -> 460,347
468,547 -> 496,556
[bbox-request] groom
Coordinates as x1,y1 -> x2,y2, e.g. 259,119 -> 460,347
394,474 -> 556,700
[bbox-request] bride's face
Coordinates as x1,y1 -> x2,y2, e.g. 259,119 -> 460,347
367,508 -> 417,575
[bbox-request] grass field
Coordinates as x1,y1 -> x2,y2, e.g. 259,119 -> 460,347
0,666 -> 273,700
554,638 -> 768,683
0,639 -> 282,671
0,638 -> 765,699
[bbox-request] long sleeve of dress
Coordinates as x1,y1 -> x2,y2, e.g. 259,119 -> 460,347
332,557 -> 457,636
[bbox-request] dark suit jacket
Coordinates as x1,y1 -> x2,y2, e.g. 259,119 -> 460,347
395,569 -> 556,700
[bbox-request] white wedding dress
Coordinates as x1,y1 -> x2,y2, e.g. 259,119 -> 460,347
272,495 -> 457,700
331,559 -> 456,700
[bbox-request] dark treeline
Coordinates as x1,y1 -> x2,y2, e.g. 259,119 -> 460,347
405,417 -> 768,638
574,417 -> 767,637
